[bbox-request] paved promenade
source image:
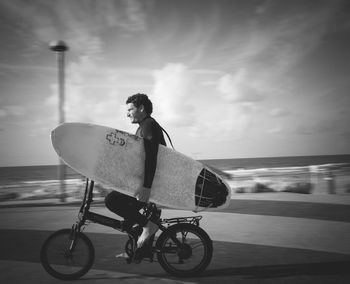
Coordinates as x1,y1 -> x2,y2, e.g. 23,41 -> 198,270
1,193 -> 350,283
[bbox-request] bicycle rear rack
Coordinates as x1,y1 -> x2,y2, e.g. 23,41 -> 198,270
162,216 -> 202,227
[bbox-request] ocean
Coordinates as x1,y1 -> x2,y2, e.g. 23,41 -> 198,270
0,154 -> 349,198
200,154 -> 350,171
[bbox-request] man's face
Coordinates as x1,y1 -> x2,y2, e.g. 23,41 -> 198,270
126,103 -> 144,124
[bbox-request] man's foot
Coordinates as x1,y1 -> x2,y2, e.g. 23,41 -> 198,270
137,221 -> 158,248
115,252 -> 129,259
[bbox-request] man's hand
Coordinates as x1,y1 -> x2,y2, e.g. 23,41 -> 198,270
134,186 -> 151,203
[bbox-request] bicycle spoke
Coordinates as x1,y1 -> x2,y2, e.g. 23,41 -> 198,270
187,241 -> 204,250
41,229 -> 94,280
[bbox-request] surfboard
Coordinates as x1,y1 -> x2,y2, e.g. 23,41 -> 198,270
51,123 -> 231,212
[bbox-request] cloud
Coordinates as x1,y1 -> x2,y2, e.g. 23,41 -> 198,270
0,106 -> 25,117
120,0 -> 148,32
0,0 -> 149,59
45,54 -> 129,129
217,69 -> 264,103
149,63 -> 259,142
187,103 -> 253,143
294,118 -> 343,136
267,126 -> 283,134
208,1 -> 341,102
253,1 -> 338,72
269,107 -> 289,117
45,52 -> 155,133
151,63 -> 196,127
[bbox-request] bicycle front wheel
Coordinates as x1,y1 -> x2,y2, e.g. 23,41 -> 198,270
156,223 -> 213,277
40,229 -> 94,280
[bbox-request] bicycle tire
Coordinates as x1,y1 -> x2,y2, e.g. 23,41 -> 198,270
40,228 -> 94,280
156,223 -> 213,277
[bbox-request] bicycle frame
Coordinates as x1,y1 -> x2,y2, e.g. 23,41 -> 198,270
73,179 -> 203,248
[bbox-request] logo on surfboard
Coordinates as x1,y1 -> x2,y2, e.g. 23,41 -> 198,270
106,131 -> 126,147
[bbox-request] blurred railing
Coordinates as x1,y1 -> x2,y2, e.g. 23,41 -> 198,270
225,163 -> 350,195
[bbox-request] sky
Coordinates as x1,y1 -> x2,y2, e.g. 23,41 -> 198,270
0,0 -> 350,167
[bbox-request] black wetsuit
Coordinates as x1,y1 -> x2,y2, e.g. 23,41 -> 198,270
105,116 -> 166,227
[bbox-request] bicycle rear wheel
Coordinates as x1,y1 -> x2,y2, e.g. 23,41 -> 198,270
40,229 -> 94,280
156,223 -> 213,277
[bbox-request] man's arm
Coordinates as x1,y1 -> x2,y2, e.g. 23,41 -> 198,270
142,119 -> 159,189
134,119 -> 160,202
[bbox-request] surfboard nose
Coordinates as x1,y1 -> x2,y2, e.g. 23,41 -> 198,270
51,123 -> 70,157
51,126 -> 61,155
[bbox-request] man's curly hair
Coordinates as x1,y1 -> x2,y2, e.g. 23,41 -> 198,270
126,93 -> 153,115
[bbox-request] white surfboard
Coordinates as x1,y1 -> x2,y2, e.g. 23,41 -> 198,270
51,123 -> 231,212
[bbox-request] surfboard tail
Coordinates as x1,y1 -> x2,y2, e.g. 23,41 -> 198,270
194,168 -> 231,212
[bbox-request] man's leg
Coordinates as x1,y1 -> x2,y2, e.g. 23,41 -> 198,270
105,191 -> 147,227
105,191 -> 159,249
137,221 -> 158,248
137,205 -> 161,248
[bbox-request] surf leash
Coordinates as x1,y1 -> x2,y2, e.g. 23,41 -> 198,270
160,125 -> 175,150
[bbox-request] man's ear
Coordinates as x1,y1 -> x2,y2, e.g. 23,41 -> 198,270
139,105 -> 145,112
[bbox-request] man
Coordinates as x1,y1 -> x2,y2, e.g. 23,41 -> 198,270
105,93 -> 166,249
